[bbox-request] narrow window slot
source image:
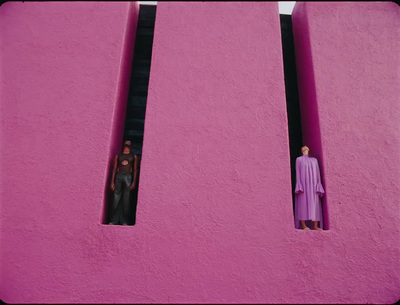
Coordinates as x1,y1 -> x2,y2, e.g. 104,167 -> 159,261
280,14 -> 304,218
105,4 -> 156,226
280,14 -> 328,230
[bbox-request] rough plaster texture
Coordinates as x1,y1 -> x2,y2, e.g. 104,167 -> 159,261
0,1 -> 139,303
0,1 -> 399,304
292,2 -> 400,303
137,2 -> 295,303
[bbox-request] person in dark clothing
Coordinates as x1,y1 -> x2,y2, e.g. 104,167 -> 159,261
109,140 -> 138,225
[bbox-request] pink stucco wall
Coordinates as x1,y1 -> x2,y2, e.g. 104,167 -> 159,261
0,1 -> 140,303
137,1 -> 294,303
0,1 -> 399,304
292,2 -> 400,303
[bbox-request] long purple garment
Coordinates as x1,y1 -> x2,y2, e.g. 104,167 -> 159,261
294,155 -> 325,229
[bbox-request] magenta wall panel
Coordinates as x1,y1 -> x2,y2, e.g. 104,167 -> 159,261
137,2 -> 295,302
292,2 -> 400,303
0,1 -> 140,303
0,1 -> 398,304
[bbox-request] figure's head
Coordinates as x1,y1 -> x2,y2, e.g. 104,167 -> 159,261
301,145 -> 310,155
123,140 -> 132,150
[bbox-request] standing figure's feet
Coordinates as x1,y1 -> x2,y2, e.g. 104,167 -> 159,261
302,227 -> 310,230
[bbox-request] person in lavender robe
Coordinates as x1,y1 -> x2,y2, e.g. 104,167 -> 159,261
294,146 -> 325,230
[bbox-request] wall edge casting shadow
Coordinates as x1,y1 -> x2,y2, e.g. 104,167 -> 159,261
101,2 -> 140,224
292,2 -> 329,230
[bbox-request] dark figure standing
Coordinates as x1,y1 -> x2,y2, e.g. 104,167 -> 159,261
109,140 -> 138,225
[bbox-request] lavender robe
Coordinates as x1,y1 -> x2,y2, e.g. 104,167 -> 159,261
294,155 -> 325,229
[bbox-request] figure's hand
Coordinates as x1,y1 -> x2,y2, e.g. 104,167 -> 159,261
130,183 -> 136,190
110,183 -> 115,191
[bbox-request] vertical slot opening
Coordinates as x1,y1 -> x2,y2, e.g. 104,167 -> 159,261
104,4 -> 157,226
281,13 -> 329,230
280,14 -> 304,223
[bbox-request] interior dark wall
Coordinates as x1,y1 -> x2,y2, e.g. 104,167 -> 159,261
280,14 -> 303,205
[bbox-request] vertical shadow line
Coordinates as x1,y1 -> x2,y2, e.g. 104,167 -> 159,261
101,2 -> 140,224
292,4 -> 329,230
279,14 -> 304,224
117,4 -> 157,225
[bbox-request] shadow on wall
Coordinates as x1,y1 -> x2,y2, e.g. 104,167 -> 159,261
291,4 -> 329,230
102,4 -> 156,226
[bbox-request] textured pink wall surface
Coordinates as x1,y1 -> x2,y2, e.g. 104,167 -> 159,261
137,1 -> 294,303
292,2 -> 400,303
0,1 -> 139,303
1,1 -> 399,304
